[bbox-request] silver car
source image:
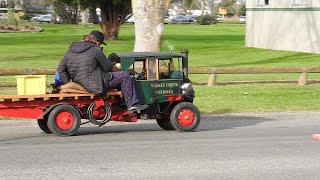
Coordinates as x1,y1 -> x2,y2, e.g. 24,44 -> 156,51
37,14 -> 52,23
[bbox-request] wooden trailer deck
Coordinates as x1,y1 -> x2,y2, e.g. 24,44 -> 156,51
0,91 -> 122,102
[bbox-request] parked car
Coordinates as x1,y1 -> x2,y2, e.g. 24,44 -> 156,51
0,13 -> 7,20
127,15 -> 134,24
164,15 -> 171,24
185,15 -> 197,23
171,15 -> 192,24
30,15 -> 41,21
37,14 -> 52,23
239,16 -> 246,22
126,15 -> 134,23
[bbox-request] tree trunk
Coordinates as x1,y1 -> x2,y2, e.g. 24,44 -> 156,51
100,17 -> 120,40
98,0 -> 131,40
132,0 -> 170,52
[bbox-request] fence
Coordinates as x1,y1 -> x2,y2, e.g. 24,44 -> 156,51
188,67 -> 320,86
0,67 -> 319,86
0,68 -> 56,76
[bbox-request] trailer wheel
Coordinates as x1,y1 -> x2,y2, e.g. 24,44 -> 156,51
156,118 -> 175,130
37,119 -> 52,134
47,104 -> 81,136
170,102 -> 201,132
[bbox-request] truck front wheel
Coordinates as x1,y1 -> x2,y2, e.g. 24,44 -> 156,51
156,117 -> 175,130
170,102 -> 200,131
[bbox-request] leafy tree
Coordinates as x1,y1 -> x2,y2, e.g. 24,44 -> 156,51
171,0 -> 196,14
238,4 -> 246,16
79,0 -> 131,40
219,0 -> 235,7
45,0 -> 131,39
171,0 -> 217,16
97,0 -> 131,40
219,0 -> 236,16
7,0 -> 15,9
46,0 -> 80,24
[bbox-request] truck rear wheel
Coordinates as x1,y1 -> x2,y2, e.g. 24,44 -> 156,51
170,102 -> 200,131
47,104 -> 81,136
37,119 -> 52,134
156,118 -> 175,130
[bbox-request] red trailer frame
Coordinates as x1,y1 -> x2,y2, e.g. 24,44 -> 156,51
0,91 -> 138,136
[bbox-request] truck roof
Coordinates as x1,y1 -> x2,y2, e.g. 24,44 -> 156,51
110,52 -> 182,60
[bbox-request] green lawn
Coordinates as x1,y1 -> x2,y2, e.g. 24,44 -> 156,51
194,84 -> 320,113
1,23 -> 320,113
1,23 -> 319,68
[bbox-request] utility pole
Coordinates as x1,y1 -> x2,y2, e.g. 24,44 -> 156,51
201,0 -> 205,16
210,0 -> 214,16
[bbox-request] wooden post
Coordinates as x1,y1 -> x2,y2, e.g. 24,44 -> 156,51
298,72 -> 308,85
207,68 -> 216,86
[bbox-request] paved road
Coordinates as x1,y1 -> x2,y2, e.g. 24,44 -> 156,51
1,112 -> 320,180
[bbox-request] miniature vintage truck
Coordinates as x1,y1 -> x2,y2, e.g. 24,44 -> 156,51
0,50 -> 201,136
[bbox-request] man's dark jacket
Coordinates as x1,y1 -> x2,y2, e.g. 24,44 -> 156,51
57,41 -> 113,94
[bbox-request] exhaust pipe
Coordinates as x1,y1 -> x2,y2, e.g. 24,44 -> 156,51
181,49 -> 189,77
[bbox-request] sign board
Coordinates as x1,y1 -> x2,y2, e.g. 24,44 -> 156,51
219,7 -> 227,15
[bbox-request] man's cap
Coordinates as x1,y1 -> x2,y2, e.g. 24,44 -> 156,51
88,30 -> 107,45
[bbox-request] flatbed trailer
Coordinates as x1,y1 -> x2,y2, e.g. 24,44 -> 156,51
0,91 -> 140,136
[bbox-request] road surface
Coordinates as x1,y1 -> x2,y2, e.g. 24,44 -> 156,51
1,112 -> 320,179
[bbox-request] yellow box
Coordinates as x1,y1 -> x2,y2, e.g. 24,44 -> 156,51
15,75 -> 48,95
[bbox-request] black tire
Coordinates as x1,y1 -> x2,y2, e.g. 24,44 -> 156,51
47,104 -> 81,136
37,119 -> 52,134
156,118 -> 175,130
170,102 -> 201,131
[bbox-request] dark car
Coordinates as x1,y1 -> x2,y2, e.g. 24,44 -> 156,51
171,15 -> 190,24
171,15 -> 197,24
0,13 -> 5,20
185,15 -> 197,23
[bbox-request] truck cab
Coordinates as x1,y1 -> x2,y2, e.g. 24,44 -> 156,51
109,51 -> 194,104
109,51 -> 200,131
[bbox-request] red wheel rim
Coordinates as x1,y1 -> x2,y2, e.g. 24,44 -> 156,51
56,112 -> 74,130
178,109 -> 195,126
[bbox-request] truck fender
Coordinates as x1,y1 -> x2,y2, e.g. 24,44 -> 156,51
38,102 -> 83,120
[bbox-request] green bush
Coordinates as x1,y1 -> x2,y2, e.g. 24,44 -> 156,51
21,13 -> 33,20
196,15 -> 216,25
31,10 -> 49,15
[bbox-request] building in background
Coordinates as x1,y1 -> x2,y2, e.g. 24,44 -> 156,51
27,0 -> 53,13
0,0 -> 53,13
246,0 -> 320,54
0,0 -> 22,11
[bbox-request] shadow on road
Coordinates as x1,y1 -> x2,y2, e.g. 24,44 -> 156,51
77,122 -> 162,136
77,114 -> 274,136
198,114 -> 274,131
